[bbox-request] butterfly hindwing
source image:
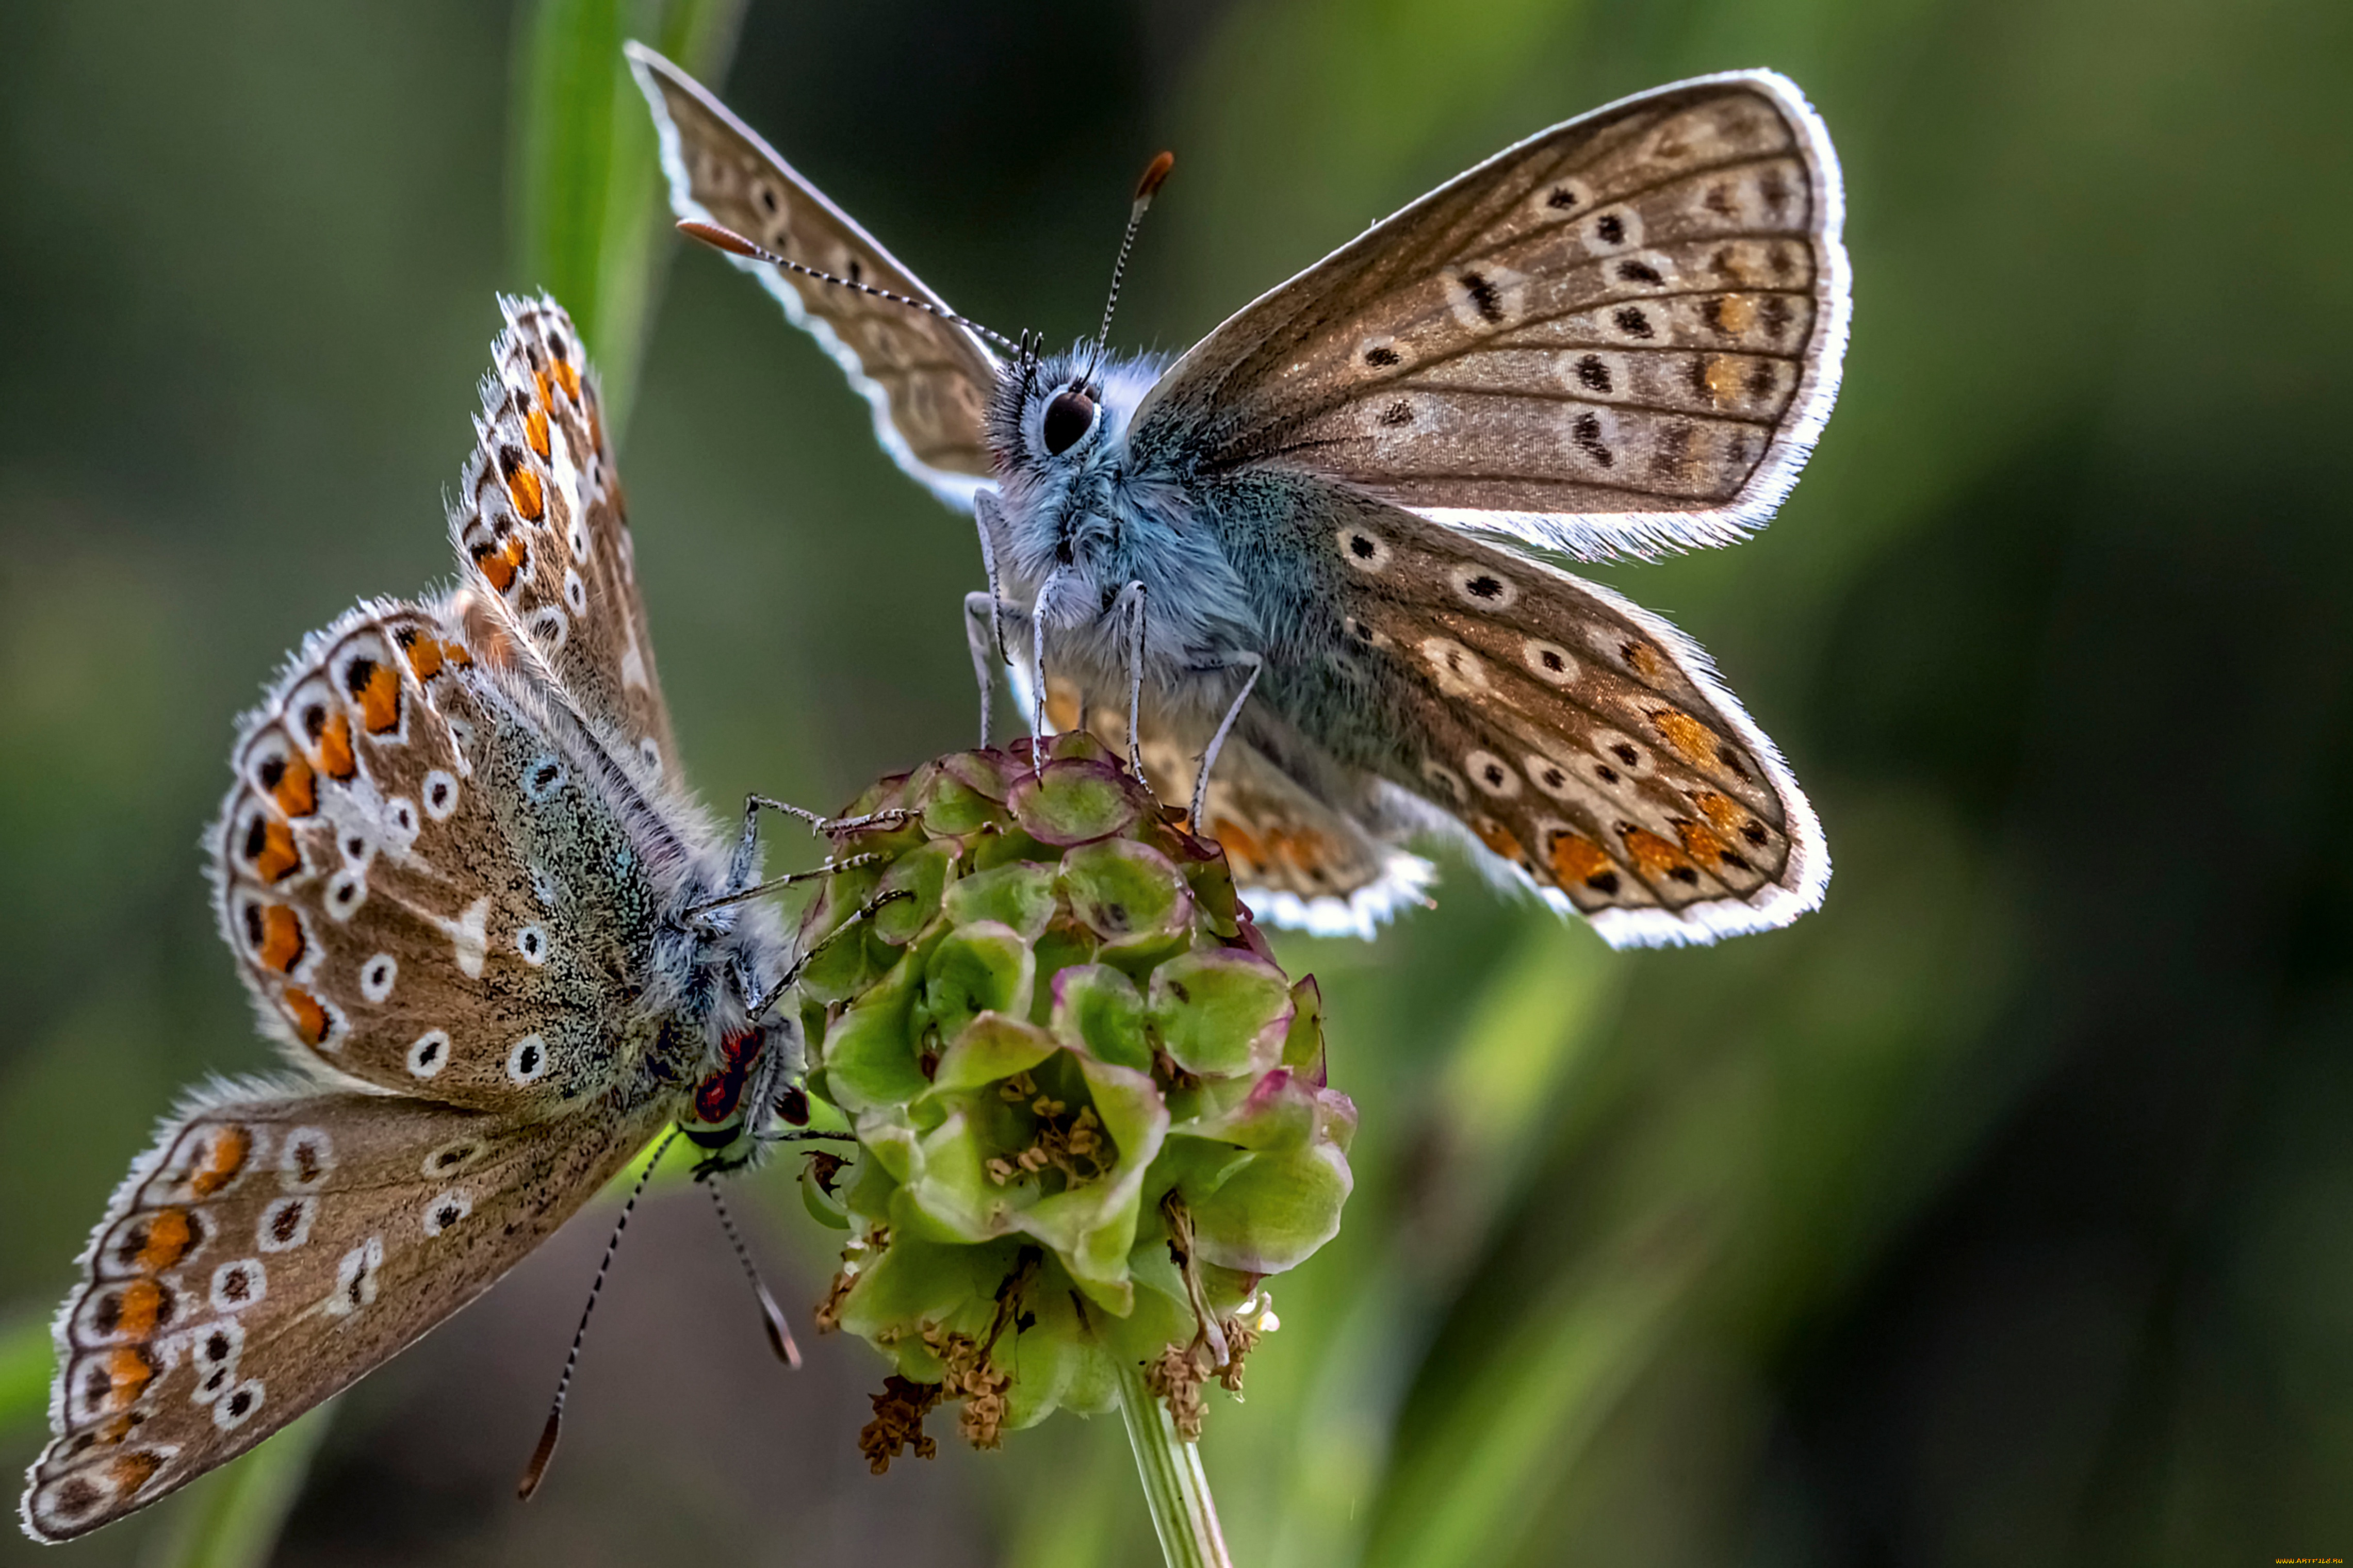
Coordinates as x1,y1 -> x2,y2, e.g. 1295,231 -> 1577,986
1282,481 -> 1825,945
1043,680 -> 1435,937
626,42 -> 999,504
21,1086 -> 666,1542
1132,71 -> 1848,560
452,297 -> 682,784
212,302 -> 707,1114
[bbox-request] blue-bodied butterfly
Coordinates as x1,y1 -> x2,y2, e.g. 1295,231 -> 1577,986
631,46 -> 1848,946
20,298 -> 852,1541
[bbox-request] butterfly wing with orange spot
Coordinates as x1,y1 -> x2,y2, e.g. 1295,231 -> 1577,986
1274,483 -> 1825,946
449,295 -> 684,786
1043,679 -> 1434,936
211,593 -> 670,1107
21,1086 -> 668,1542
211,304 -> 705,1108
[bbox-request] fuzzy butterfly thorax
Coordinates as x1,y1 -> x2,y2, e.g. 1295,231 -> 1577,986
22,298 -> 814,1542
635,48 -> 1846,946
986,349 -> 1264,709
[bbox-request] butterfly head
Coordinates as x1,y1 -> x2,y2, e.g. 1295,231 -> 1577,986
989,347 -> 1165,502
661,867 -> 803,1168
679,1011 -> 806,1169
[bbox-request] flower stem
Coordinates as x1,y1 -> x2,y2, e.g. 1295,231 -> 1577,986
1117,1363 -> 1233,1568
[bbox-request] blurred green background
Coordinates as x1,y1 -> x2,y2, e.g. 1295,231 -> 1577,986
4,0 -> 2350,1562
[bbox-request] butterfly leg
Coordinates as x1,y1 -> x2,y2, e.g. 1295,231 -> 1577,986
737,793 -> 911,860
709,795 -> 910,916
1189,652 -> 1263,831
688,853 -> 883,919
965,493 -> 1014,746
750,886 -> 913,1017
1028,564 -> 1074,772
963,592 -> 1004,747
1108,579 -> 1156,803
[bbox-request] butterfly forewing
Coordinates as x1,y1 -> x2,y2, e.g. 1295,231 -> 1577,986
1301,485 -> 1825,944
22,1087 -> 667,1542
626,42 -> 999,504
213,587 -> 670,1111
1133,72 -> 1848,559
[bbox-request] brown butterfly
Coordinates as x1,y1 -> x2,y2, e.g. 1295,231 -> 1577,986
20,298 -> 830,1540
631,46 -> 1847,945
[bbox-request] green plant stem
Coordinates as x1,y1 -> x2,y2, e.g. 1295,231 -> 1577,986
1117,1365 -> 1233,1568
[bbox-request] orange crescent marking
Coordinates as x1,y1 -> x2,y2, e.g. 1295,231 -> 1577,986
1702,356 -> 1744,404
1673,816 -> 1735,866
1692,790 -> 1744,834
1621,827 -> 1695,880
399,629 -> 443,680
269,752 -> 316,817
188,1127 -> 251,1196
1648,707 -> 1719,766
112,1279 -> 165,1340
98,1347 -> 156,1412
107,1450 -> 162,1496
251,818 -> 300,883
475,535 -> 525,593
316,711 -> 357,781
256,906 -> 305,974
131,1210 -> 194,1273
506,464 -> 545,522
283,988 -> 330,1047
354,661 -> 401,734
1548,829 -> 1615,888
1475,820 -> 1525,863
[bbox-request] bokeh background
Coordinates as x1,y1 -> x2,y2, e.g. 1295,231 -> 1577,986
4,0 -> 2350,1562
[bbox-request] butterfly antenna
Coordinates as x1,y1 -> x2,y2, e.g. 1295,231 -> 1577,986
676,221 -> 1024,357
1088,152 -> 1174,383
701,1177 -> 803,1369
517,1127 -> 678,1501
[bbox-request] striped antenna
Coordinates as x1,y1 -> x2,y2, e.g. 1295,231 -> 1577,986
676,220 -> 1023,357
517,1128 -> 677,1501
704,1177 -> 802,1369
1091,152 -> 1175,378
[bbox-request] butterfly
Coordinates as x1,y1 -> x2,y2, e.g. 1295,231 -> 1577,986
629,45 -> 1848,947
20,297 -> 836,1542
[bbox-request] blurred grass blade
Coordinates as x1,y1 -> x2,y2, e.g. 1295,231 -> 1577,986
1266,919 -> 1621,1564
0,1310 -> 53,1428
1362,1240 -> 1698,1568
146,1401 -> 338,1568
510,0 -> 746,440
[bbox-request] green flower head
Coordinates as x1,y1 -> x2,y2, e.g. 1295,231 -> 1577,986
792,733 -> 1354,1458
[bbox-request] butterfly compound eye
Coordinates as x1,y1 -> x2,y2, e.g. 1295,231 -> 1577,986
1042,388 -> 1097,455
